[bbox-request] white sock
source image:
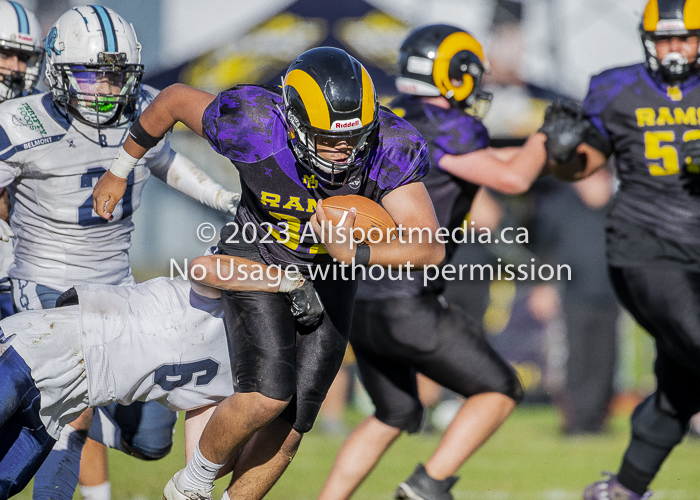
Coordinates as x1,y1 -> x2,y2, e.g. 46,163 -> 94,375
79,481 -> 111,500
221,490 -> 231,500
32,425 -> 88,500
177,444 -> 224,493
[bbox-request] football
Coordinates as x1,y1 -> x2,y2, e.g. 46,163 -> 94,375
321,195 -> 396,243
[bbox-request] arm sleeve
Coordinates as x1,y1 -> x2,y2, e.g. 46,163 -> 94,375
582,75 -> 614,157
432,115 -> 489,167
148,149 -> 239,213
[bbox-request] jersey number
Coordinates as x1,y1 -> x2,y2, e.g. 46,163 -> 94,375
644,130 -> 700,176
78,167 -> 134,226
154,359 -> 220,391
268,211 -> 326,254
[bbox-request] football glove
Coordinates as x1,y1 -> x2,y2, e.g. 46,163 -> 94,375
681,139 -> 700,195
0,219 -> 14,242
289,280 -> 325,326
539,100 -> 591,163
215,190 -> 241,217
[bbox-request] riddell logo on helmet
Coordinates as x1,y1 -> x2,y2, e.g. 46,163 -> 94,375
332,119 -> 362,130
656,20 -> 686,31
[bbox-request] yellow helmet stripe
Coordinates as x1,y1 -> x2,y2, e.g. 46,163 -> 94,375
284,69 -> 330,129
360,66 -> 376,126
643,0 -> 660,31
684,0 -> 700,29
433,32 -> 482,101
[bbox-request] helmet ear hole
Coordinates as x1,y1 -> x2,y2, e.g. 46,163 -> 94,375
397,24 -> 491,112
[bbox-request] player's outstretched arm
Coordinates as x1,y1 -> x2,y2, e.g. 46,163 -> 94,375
149,150 -> 240,216
311,183 -> 445,268
439,132 -> 550,194
93,84 -> 216,220
188,255 -> 290,295
189,255 -> 324,325
538,100 -> 609,181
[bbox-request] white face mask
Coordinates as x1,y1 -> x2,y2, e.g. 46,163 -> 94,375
661,51 -> 690,76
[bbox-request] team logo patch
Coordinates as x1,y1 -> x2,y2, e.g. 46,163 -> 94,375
15,104 -> 46,135
667,85 -> 682,101
303,175 -> 319,189
331,118 -> 362,130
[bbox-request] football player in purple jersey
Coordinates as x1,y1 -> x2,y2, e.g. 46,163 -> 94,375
93,47 -> 445,500
317,25 -> 550,500
539,1 -> 700,498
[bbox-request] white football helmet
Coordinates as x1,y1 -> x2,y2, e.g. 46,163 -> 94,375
0,0 -> 43,101
45,5 -> 143,128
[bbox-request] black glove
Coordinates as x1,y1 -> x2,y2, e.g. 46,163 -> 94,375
289,280 -> 325,326
680,139 -> 700,195
539,100 -> 591,163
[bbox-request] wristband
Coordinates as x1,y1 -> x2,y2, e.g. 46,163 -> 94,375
354,244 -> 371,266
279,270 -> 304,293
129,115 -> 164,149
109,147 -> 139,179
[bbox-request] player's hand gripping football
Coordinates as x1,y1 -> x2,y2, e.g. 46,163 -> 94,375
310,199 -> 358,264
680,139 -> 700,195
93,170 -> 127,221
539,99 -> 591,163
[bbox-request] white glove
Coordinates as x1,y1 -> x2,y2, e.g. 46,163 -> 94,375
0,219 -> 14,242
214,190 -> 241,217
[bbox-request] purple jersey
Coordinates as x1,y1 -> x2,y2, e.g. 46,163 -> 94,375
357,95 -> 489,299
202,85 -> 430,268
583,63 -> 700,247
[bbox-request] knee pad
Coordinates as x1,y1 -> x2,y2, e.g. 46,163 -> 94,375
469,366 -> 524,405
110,402 -> 177,460
120,438 -> 172,461
376,400 -> 425,434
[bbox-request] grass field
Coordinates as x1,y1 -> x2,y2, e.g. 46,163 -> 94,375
15,404 -> 700,500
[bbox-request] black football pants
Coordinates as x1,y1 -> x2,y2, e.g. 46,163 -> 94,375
609,265 -> 700,493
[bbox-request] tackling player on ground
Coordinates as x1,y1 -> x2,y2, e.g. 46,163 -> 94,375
0,6 -> 240,500
317,25 -> 549,500
93,47 -> 445,500
0,252 -> 323,500
539,1 -> 700,498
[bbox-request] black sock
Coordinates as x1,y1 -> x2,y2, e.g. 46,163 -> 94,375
617,458 -> 655,496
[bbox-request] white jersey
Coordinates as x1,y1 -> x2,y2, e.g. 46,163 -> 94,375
0,86 -> 174,289
1,277 -> 234,439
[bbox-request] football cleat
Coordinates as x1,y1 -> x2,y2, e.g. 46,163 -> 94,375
583,472 -> 653,500
163,470 -> 212,500
395,464 -> 458,500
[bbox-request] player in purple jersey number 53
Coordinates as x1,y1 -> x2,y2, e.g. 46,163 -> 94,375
540,0 -> 700,498
93,47 -> 444,500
